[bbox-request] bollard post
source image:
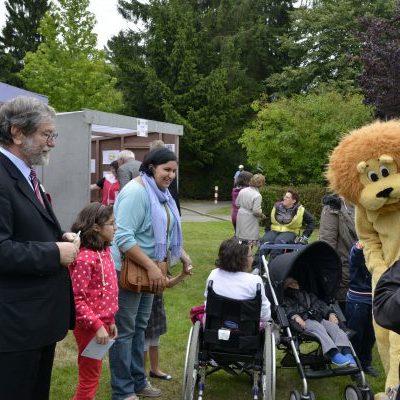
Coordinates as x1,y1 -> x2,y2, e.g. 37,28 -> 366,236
214,186 -> 218,204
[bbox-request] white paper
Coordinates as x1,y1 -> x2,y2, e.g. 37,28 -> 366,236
91,159 -> 96,173
81,337 -> 115,360
102,150 -> 119,164
165,143 -> 175,153
218,328 -> 230,341
137,118 -> 148,137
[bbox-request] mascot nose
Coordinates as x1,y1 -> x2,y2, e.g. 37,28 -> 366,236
376,187 -> 393,198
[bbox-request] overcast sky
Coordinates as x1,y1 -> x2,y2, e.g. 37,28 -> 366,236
0,0 -> 135,49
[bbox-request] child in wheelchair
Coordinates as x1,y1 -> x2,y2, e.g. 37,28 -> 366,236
205,237 -> 271,322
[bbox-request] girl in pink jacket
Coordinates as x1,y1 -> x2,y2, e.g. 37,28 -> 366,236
69,203 -> 119,400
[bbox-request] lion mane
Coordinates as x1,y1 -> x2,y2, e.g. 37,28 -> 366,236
327,120 -> 400,205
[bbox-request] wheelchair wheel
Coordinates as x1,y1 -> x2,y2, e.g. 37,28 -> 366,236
262,323 -> 275,400
344,384 -> 363,400
289,390 -> 301,400
182,321 -> 201,400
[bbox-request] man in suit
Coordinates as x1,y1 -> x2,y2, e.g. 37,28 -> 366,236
0,96 -> 79,400
117,149 -> 142,189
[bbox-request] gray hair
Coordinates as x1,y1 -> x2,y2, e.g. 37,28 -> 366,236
0,96 -> 56,146
117,149 -> 135,161
149,139 -> 165,151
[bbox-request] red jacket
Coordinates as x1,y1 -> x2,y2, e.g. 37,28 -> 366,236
102,178 -> 120,206
69,247 -> 118,332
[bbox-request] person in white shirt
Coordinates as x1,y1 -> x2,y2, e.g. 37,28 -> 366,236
205,237 -> 271,321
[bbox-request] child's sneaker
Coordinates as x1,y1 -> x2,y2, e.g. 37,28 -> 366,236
343,354 -> 357,367
331,353 -> 350,367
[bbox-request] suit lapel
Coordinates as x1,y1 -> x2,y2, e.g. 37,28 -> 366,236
0,153 -> 59,226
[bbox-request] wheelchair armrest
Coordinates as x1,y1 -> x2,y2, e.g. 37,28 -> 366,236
275,305 -> 289,328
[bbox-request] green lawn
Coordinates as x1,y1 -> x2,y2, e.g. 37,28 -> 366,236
50,221 -> 385,399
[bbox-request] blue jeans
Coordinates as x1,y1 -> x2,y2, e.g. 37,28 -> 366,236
345,301 -> 375,368
109,278 -> 154,400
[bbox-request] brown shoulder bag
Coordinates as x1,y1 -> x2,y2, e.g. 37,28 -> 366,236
119,204 -> 170,294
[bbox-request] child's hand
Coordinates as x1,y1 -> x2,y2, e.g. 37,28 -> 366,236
328,313 -> 338,325
95,326 -> 110,345
109,324 -> 118,339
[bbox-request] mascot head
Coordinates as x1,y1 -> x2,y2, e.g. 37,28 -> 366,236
327,120 -> 400,211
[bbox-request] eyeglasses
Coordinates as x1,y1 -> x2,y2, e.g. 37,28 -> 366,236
103,222 -> 116,226
247,254 -> 254,258
41,131 -> 59,145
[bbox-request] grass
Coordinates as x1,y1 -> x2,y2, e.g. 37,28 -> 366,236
208,206 -> 231,216
50,221 -> 385,399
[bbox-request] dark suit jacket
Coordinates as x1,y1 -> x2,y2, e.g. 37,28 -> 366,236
0,153 -> 75,352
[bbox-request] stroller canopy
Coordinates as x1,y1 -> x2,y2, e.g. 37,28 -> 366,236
267,241 -> 342,304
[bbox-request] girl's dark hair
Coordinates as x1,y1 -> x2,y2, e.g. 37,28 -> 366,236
215,237 -> 249,272
71,203 -> 113,250
110,160 -> 119,171
139,147 -> 177,176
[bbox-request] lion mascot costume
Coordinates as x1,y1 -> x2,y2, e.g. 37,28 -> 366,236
327,120 -> 400,398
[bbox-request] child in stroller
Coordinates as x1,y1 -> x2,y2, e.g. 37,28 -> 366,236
262,240 -> 373,399
283,277 -> 356,368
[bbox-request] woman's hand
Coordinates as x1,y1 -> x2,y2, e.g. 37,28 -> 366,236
148,263 -> 166,292
181,250 -> 193,275
95,325 -> 110,345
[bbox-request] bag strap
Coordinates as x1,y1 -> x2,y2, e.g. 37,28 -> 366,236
164,203 -> 170,242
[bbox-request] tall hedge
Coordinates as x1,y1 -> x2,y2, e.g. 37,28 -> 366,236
260,184 -> 326,226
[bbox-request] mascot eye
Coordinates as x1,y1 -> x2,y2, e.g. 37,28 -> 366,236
380,166 -> 390,177
367,171 -> 379,182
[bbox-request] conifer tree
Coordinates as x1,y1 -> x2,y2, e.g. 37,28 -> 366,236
0,0 -> 50,85
19,0 -> 123,112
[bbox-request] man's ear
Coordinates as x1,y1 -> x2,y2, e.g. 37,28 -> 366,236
10,126 -> 24,145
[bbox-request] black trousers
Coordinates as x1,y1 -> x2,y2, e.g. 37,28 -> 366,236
0,343 -> 56,400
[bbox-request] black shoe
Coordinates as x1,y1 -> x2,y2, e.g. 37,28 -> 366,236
363,366 -> 379,377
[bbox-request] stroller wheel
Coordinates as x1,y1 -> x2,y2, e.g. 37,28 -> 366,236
360,384 -> 374,400
344,384 -> 363,400
289,390 -> 301,400
306,391 -> 316,400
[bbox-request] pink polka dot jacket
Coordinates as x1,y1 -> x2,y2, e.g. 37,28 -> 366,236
68,247 -> 118,332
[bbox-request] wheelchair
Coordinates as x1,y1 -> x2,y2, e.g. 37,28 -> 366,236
182,281 -> 276,400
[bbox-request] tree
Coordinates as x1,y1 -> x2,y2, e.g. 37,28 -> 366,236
110,0 -> 293,198
265,0 -> 394,97
19,0 -> 123,113
0,0 -> 50,86
357,5 -> 400,119
240,90 -> 374,185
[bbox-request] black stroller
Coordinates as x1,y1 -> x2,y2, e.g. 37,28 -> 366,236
262,240 -> 374,400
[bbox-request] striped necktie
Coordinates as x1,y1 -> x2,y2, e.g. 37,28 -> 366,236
29,168 -> 45,208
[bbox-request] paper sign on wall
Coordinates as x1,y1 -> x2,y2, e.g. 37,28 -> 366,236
165,143 -> 176,153
91,159 -> 96,173
102,150 -> 119,164
137,119 -> 148,137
